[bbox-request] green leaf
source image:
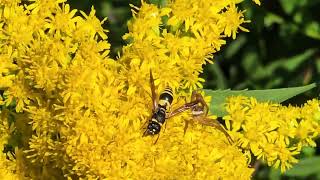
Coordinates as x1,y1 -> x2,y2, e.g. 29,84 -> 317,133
269,168 -> 281,180
316,57 -> 320,74
207,63 -> 228,89
241,49 -> 260,75
279,0 -> 307,15
285,157 -> 320,177
204,83 -> 317,117
264,12 -> 284,27
301,147 -> 316,158
303,21 -> 320,40
225,35 -> 247,59
253,49 -> 316,79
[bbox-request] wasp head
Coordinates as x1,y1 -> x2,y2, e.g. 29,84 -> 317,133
143,121 -> 161,136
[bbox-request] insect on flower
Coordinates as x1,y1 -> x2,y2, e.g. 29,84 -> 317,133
142,70 -> 174,142
143,70 -> 233,144
181,90 -> 234,144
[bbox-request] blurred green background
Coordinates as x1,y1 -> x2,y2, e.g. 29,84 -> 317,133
68,0 -> 320,179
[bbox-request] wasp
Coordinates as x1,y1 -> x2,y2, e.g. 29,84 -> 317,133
143,70 -> 233,144
142,70 -> 173,138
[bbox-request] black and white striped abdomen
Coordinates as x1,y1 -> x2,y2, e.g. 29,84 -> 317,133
158,87 -> 173,111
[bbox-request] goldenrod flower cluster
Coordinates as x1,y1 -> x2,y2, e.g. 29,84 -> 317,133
0,0 -> 318,179
0,110 -> 19,179
224,96 -> 320,172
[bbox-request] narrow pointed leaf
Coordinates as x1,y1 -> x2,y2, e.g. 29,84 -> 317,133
204,83 -> 317,117
285,157 -> 320,177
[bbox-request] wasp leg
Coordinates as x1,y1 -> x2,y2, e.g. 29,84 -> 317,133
162,121 -> 168,134
141,122 -> 148,131
194,116 -> 233,144
150,69 -> 158,112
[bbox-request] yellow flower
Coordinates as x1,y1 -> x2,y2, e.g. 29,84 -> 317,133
0,110 -> 19,179
219,3 -> 250,39
25,0 -> 67,16
252,0 -> 261,5
45,3 -> 78,37
79,6 -> 108,40
1,1 -> 253,179
224,96 -> 320,172
4,0 -> 319,179
0,52 -> 17,89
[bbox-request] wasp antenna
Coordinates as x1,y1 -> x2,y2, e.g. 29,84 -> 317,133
153,134 -> 160,144
142,129 -> 149,137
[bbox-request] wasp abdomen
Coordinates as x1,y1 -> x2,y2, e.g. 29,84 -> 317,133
158,87 -> 173,110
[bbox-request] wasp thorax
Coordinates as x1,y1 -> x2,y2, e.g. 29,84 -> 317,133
152,108 -> 166,124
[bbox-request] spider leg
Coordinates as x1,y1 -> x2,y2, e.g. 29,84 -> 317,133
166,90 -> 207,119
166,101 -> 198,119
166,91 -> 206,134
193,116 -> 233,144
165,101 -> 198,136
191,90 -> 198,101
162,121 -> 168,134
183,120 -> 190,135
